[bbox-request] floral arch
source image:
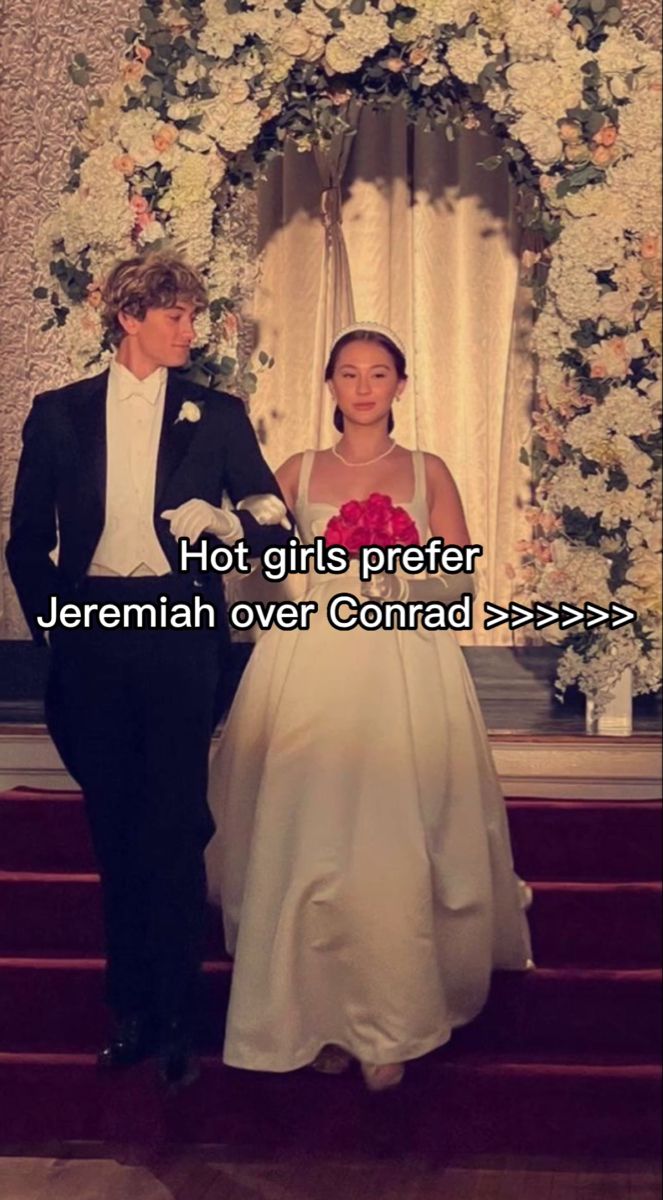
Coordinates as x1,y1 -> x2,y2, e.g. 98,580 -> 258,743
35,0 -> 662,705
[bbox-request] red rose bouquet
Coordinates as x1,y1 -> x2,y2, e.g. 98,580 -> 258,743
324,493 -> 420,554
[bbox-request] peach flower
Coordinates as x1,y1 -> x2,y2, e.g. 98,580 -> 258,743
153,123 -> 178,153
593,123 -> 617,147
589,336 -> 629,378
409,47 -> 429,67
113,154 -> 136,176
533,541 -> 553,564
329,88 -> 352,105
130,194 -> 149,216
223,313 -> 239,339
122,60 -> 145,84
591,144 -> 618,168
134,44 -> 151,64
641,234 -> 661,260
559,120 -> 583,145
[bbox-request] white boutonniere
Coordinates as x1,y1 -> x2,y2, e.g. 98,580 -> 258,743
175,399 -> 204,424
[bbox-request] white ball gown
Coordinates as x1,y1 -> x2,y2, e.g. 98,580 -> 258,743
205,450 -> 532,1071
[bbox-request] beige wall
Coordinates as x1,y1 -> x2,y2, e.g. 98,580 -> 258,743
0,1 -> 137,637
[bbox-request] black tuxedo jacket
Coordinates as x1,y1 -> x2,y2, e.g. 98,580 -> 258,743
6,368 -> 291,646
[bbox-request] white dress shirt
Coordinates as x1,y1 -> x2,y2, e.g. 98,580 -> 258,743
89,359 -> 172,577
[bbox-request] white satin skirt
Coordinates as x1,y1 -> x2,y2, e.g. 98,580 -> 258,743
205,569 -> 532,1071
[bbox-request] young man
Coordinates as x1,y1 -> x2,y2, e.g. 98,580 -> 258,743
7,252 -> 291,1087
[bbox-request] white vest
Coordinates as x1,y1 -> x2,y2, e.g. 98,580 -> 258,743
89,360 -> 172,577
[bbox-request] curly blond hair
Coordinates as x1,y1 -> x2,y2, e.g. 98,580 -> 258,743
101,252 -> 208,345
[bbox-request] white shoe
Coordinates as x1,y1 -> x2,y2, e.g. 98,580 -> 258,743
360,1062 -> 405,1092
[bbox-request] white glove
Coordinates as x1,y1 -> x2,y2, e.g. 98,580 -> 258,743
237,493 -> 291,530
361,571 -> 476,604
161,499 -> 243,545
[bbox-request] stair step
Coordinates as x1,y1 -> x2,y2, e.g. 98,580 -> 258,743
2,789 -> 661,881
0,960 -> 659,1057
507,799 -> 662,881
0,1050 -> 658,1156
1,873 -> 659,969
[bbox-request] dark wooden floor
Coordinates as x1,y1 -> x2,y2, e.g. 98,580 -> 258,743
0,1149 -> 660,1199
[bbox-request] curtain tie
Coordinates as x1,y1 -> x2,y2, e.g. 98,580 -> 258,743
321,185 -> 342,232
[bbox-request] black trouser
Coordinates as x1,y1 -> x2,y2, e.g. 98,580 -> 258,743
47,576 -> 219,1028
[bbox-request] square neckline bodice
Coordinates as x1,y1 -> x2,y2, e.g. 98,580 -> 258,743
293,448 -> 430,544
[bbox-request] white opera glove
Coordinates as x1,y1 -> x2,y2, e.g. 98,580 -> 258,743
161,499 -> 243,545
236,493 -> 291,530
361,571 -> 476,604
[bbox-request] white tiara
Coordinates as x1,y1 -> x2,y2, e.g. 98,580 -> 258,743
330,322 -> 406,357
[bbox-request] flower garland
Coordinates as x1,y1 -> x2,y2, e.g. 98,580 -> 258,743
35,0 -> 661,706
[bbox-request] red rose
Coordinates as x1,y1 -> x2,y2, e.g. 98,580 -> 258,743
324,515 -> 350,546
391,508 -> 419,545
324,494 -> 420,552
339,500 -> 363,524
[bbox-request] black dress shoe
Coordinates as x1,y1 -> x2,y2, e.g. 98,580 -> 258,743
97,1013 -> 156,1070
157,1018 -> 200,1091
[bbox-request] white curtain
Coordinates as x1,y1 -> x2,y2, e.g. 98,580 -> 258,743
247,107 -> 534,645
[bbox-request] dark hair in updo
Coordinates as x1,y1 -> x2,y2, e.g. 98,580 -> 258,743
325,330 -> 408,434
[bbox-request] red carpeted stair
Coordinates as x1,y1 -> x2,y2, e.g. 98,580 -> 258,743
0,786 -> 660,1155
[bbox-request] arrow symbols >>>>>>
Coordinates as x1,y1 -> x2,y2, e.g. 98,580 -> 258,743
558,602 -> 585,630
482,601 -> 637,632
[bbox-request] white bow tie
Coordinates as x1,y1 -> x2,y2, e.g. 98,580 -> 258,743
113,364 -> 164,405
118,382 -> 158,405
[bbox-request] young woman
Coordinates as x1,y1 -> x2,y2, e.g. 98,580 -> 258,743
205,323 -> 532,1091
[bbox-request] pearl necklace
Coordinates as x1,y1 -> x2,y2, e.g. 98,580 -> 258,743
332,441 -> 396,467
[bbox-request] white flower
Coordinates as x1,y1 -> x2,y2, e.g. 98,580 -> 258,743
608,153 -> 663,239
504,0 -> 570,62
446,36 -> 492,85
300,0 -> 334,37
507,59 -> 583,120
200,93 -> 262,154
596,27 -> 661,79
170,200 -> 216,268
177,129 -> 217,153
167,100 -> 194,123
169,151 -> 224,211
617,90 -> 663,157
137,218 -> 165,246
601,484 -> 649,529
510,110 -> 563,167
277,24 -> 312,58
545,464 -> 608,518
176,400 -> 203,424
177,58 -> 208,88
197,0 -> 244,59
538,541 -> 613,609
325,8 -> 390,75
59,145 -> 134,260
116,109 -> 161,168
